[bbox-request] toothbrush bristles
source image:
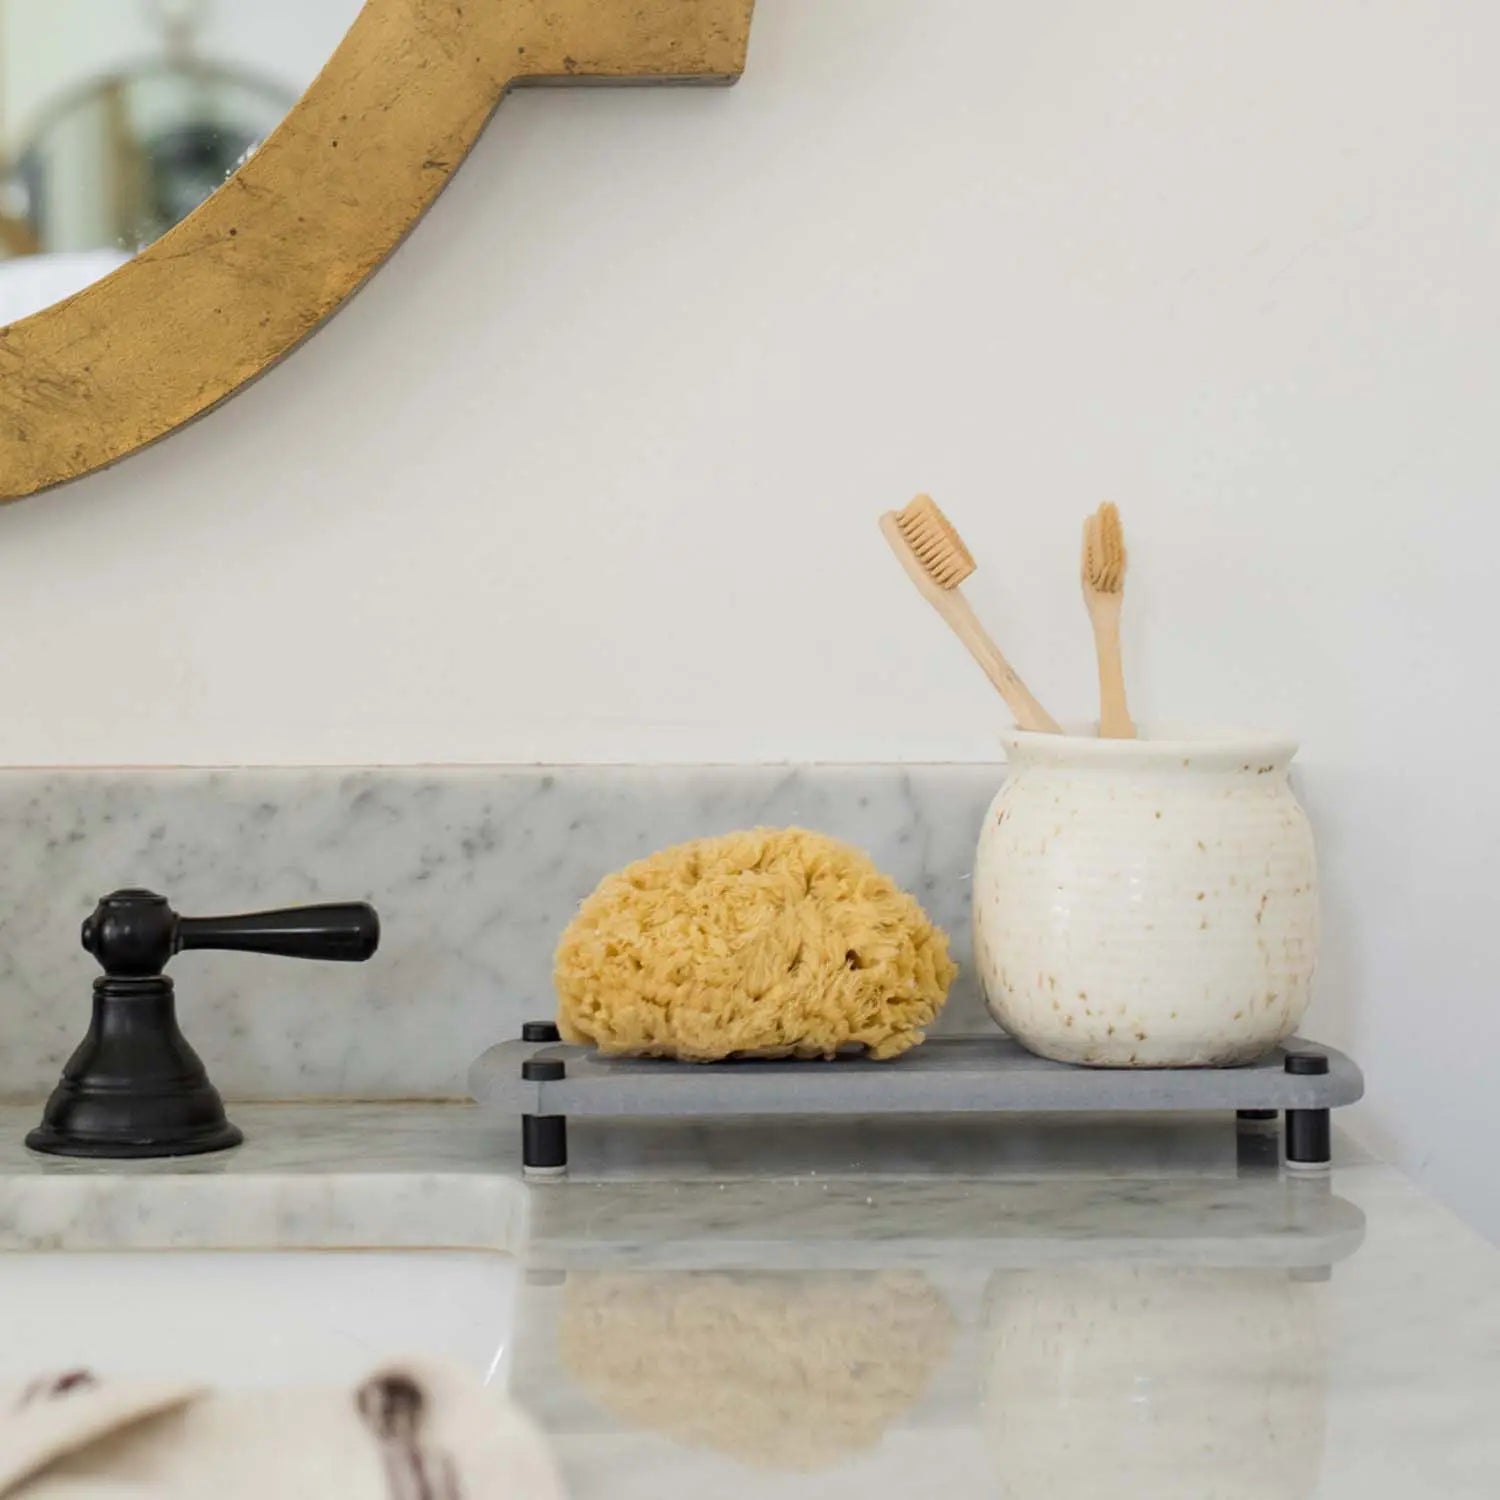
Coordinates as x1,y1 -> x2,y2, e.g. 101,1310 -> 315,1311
894,494 -> 976,590
1084,502 -> 1127,593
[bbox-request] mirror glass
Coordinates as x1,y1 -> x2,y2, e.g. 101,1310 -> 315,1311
0,0 -> 363,324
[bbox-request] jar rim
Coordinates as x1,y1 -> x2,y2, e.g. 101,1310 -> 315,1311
1001,724 -> 1299,768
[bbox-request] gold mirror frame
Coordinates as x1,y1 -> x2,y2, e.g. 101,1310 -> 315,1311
0,0 -> 754,502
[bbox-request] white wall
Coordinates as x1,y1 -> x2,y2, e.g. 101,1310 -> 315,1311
0,1 -> 1495,1236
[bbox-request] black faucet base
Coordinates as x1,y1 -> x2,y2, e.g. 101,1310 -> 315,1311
26,1118 -> 243,1159
26,889 -> 380,1159
26,972 -> 243,1160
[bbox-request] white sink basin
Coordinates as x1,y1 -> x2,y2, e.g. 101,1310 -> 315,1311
0,1251 -> 518,1386
0,1106 -> 531,1389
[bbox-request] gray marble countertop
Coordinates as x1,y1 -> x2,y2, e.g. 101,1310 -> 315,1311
1,1103 -> 1497,1497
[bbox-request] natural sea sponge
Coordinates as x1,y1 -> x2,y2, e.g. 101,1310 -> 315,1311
554,827 -> 956,1061
559,1270 -> 956,1470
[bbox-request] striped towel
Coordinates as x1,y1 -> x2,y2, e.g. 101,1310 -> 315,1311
0,1361 -> 562,1499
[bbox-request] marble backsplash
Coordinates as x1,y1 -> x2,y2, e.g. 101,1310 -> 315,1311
0,766 -> 1001,1100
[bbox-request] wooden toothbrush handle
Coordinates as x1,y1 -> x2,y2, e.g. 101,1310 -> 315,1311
1088,595 -> 1136,739
933,588 -> 1063,734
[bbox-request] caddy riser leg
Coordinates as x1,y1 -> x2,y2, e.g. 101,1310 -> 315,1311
1284,1107 -> 1330,1170
523,1114 -> 567,1177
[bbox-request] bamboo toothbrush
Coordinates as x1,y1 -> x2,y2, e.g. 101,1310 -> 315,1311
1081,501 -> 1135,739
880,494 -> 1062,733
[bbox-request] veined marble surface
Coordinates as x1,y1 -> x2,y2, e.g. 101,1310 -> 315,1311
0,766 -> 999,1099
0,1104 -> 1496,1498
0,1103 -> 1366,1262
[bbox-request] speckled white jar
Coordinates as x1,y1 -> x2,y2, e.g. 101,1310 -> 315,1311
973,728 -> 1319,1066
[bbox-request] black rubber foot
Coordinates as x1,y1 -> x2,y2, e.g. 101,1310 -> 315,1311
1284,1050 -> 1332,1167
522,1050 -> 567,1172
1285,1107 -> 1331,1166
522,1114 -> 568,1172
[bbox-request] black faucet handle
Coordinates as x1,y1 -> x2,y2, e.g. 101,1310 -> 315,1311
81,888 -> 380,977
178,903 -> 380,964
33,889 -> 383,1159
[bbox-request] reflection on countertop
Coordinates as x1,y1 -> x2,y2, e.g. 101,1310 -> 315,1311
983,1266 -> 1326,1500
559,1269 -> 957,1472
1,1103 -> 1497,1498
517,1121 -> 1496,1500
525,1262 -> 1332,1499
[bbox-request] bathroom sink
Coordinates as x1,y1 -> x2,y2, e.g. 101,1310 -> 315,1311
0,1250 -> 518,1386
0,1106 -> 530,1389
4,1104 -> 1499,1499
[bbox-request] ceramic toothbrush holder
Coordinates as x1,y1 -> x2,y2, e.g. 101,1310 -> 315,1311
973,728 -> 1319,1067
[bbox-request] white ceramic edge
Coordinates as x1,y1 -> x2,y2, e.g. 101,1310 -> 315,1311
1000,724 -> 1301,769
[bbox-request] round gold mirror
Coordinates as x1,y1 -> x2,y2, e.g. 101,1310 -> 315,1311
0,0 -> 753,502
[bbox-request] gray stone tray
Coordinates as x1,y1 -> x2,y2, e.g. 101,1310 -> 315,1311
474,1033 -> 1362,1116
470,1031 -> 1364,1172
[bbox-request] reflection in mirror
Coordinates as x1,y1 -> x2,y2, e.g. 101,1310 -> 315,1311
0,0 -> 362,323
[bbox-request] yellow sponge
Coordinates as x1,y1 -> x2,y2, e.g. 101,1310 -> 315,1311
554,826 -> 956,1061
